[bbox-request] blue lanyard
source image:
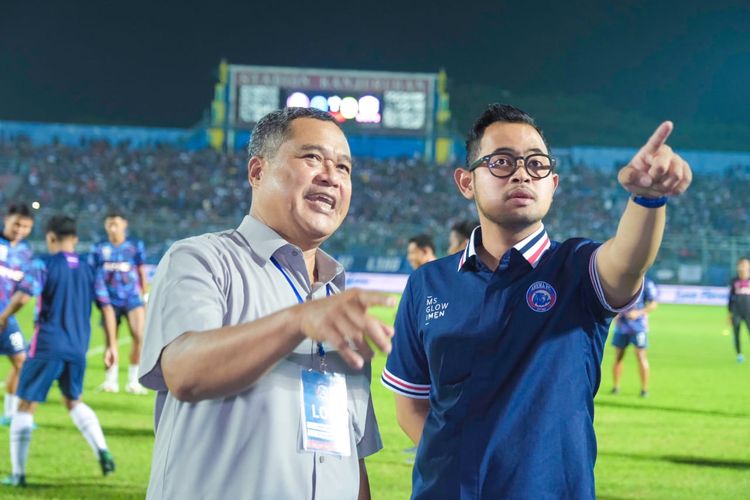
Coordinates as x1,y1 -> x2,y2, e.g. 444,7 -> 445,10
270,255 -> 331,358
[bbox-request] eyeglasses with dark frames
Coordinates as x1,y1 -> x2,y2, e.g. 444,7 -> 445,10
468,152 -> 557,179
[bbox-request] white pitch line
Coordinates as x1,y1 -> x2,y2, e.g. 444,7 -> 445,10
87,336 -> 132,358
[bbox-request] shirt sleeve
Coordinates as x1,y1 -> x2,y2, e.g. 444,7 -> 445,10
93,265 -> 112,307
87,245 -> 100,268
354,363 -> 383,459
17,258 -> 45,297
587,243 -> 643,317
729,279 -> 736,312
134,240 -> 145,266
356,392 -> 383,458
381,275 -> 431,399
138,240 -> 227,391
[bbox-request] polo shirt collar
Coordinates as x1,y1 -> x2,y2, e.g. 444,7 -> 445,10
458,223 -> 551,272
236,215 -> 345,289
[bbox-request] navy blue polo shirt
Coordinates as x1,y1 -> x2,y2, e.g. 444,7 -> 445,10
382,224 -> 639,499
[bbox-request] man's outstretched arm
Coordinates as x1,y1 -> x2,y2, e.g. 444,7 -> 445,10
597,122 -> 692,308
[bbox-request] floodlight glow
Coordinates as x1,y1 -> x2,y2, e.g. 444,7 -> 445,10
340,97 -> 358,120
357,95 -> 381,123
327,96 -> 342,113
310,95 -> 328,111
286,92 -> 310,108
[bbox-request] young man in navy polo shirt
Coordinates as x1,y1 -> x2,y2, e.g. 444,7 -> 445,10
382,104 -> 692,499
0,215 -> 118,487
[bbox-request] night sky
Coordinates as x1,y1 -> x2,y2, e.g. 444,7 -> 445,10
2,0 -> 749,133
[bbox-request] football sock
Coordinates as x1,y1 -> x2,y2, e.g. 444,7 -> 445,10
4,393 -> 18,418
105,364 -> 119,386
128,365 -> 140,385
70,403 -> 108,456
10,411 -> 33,476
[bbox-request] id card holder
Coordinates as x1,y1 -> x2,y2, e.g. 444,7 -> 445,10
299,368 -> 351,457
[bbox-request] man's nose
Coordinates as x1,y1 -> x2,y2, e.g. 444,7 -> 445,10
509,159 -> 531,182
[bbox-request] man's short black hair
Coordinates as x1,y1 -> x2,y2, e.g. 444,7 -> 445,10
247,107 -> 340,159
104,209 -> 127,221
6,203 -> 33,219
451,220 -> 478,240
465,103 -> 550,167
46,215 -> 77,239
408,234 -> 435,253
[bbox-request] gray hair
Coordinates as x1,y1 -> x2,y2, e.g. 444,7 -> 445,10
247,107 -> 340,159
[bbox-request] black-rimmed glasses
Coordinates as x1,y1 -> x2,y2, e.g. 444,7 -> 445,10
468,152 -> 557,179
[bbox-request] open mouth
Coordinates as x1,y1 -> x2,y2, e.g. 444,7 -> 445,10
305,192 -> 337,211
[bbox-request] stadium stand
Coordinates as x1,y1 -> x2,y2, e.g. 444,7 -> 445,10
2,136 -> 749,284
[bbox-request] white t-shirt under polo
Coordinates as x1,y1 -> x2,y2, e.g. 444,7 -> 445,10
140,215 -> 382,500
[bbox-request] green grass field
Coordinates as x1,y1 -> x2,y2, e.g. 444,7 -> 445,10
0,301 -> 748,498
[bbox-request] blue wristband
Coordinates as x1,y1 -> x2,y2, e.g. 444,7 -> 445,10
631,195 -> 668,208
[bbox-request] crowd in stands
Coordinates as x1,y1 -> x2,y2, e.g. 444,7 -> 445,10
1,137 -> 749,263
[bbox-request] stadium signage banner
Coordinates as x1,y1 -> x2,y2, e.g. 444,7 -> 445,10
656,284 -> 729,306
236,71 -> 430,93
345,272 -> 409,294
147,266 -> 730,305
344,275 -> 731,306
228,65 -> 437,136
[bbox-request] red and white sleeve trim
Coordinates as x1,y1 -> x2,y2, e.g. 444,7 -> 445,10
381,367 -> 431,399
589,246 -> 644,313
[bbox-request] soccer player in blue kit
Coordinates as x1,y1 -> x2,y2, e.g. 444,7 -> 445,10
90,211 -> 148,394
382,104 -> 693,499
0,215 -> 118,487
611,278 -> 658,397
0,203 -> 35,425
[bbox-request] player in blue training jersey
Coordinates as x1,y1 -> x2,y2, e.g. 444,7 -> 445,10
0,203 -> 35,425
611,278 -> 659,397
90,211 -> 148,394
0,215 -> 118,487
383,104 -> 692,499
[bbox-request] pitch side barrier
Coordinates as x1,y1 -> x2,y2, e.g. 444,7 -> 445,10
144,266 -> 729,305
655,284 -> 729,306
344,273 -> 730,306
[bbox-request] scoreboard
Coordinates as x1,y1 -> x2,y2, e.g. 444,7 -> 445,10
226,65 -> 438,137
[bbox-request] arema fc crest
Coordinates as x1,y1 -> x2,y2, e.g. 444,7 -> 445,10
526,281 -> 557,312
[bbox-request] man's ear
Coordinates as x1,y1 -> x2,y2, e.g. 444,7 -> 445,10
248,156 -> 265,188
454,167 -> 475,200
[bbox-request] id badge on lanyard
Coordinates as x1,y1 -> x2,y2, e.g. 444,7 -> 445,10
270,255 -> 351,457
299,369 -> 351,456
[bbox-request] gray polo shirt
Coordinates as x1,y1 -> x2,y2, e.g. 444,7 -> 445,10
139,215 -> 382,500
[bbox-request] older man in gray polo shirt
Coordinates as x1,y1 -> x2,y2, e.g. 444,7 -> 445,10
139,107 -> 394,500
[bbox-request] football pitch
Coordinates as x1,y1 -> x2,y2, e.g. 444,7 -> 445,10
0,301 -> 747,499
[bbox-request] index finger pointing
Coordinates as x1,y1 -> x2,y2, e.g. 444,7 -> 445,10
643,121 -> 674,154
